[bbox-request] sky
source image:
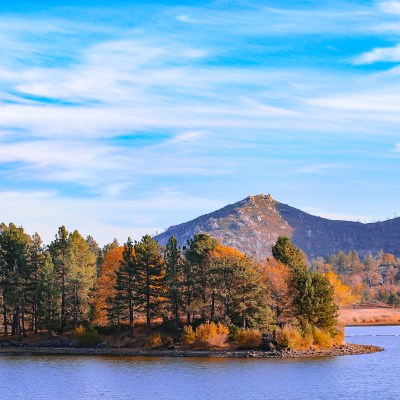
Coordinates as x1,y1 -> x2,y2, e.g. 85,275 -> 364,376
1,0 -> 400,245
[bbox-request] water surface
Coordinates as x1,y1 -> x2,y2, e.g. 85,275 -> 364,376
0,326 -> 398,400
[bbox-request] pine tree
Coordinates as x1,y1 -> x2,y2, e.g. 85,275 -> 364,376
115,238 -> 137,336
48,226 -> 69,332
164,236 -> 184,336
134,235 -> 165,334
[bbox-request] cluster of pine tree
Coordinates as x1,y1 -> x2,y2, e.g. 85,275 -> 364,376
0,222 -> 340,340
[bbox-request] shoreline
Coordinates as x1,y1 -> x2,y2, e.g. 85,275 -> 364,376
0,343 -> 383,359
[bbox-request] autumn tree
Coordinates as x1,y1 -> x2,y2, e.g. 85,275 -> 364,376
325,270 -> 360,308
260,258 -> 293,326
93,246 -> 123,326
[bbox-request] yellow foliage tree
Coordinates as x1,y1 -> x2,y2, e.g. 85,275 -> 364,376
325,270 -> 360,308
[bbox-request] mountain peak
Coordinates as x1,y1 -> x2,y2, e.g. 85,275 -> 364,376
154,196 -> 400,259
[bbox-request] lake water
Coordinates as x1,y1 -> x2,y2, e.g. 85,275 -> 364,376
0,325 -> 398,400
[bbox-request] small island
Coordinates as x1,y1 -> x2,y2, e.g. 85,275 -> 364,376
0,223 -> 383,357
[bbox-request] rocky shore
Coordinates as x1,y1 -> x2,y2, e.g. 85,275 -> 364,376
0,343 -> 383,358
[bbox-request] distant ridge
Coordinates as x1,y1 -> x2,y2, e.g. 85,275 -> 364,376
154,194 -> 400,259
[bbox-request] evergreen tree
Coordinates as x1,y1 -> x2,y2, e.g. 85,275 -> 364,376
48,226 -> 69,332
164,236 -> 184,336
134,235 -> 165,334
184,234 -> 218,318
272,236 -> 308,273
38,253 -> 58,336
67,231 -> 97,329
115,238 -> 137,336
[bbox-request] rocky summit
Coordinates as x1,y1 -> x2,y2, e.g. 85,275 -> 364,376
154,194 -> 400,260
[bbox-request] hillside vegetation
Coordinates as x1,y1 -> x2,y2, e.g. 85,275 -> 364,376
0,222 -> 355,350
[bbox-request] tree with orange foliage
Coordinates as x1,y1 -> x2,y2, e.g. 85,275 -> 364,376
260,258 -> 293,326
93,246 -> 123,326
324,270 -> 360,308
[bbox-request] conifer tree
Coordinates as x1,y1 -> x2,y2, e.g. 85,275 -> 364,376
134,235 -> 165,334
115,238 -> 137,336
164,236 -> 184,336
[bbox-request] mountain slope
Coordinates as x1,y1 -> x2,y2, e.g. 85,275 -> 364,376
154,194 -> 400,259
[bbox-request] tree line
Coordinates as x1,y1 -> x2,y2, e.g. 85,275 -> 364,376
0,222 -> 346,340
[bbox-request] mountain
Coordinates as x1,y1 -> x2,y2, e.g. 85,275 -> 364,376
154,194 -> 400,260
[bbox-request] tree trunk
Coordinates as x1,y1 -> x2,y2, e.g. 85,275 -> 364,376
61,268 -> 66,332
173,293 -> 179,338
146,267 -> 151,334
2,289 -> 7,336
210,290 -> 215,321
73,283 -> 77,330
128,301 -> 134,337
21,300 -> 27,338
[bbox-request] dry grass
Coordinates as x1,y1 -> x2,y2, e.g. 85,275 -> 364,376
339,307 -> 400,326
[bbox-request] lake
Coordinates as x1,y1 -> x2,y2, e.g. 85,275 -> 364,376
0,325 -> 398,400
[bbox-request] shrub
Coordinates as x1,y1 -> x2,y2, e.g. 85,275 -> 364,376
235,328 -> 262,349
331,327 -> 345,346
148,334 -> 164,349
277,325 -> 313,350
195,322 -> 229,348
182,325 -> 196,345
312,328 -> 333,348
74,325 -> 86,336
77,327 -> 100,348
182,322 -> 229,348
277,325 -> 303,349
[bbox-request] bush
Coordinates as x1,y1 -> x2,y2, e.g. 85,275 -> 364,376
182,326 -> 196,345
235,328 -> 262,349
148,334 -> 163,348
312,328 -> 333,348
277,325 -> 313,350
182,322 -> 229,348
195,322 -> 229,347
332,327 -> 345,346
75,326 -> 100,348
147,333 -> 173,349
277,325 -> 301,349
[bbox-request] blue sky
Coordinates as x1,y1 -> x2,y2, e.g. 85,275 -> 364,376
1,0 -> 400,245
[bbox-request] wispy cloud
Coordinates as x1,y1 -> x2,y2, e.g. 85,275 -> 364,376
354,44 -> 400,64
1,1 -> 400,244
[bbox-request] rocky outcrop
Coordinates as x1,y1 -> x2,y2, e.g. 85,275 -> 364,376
154,194 -> 400,259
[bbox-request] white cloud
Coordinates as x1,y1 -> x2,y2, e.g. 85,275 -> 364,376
379,0 -> 400,14
354,44 -> 400,64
